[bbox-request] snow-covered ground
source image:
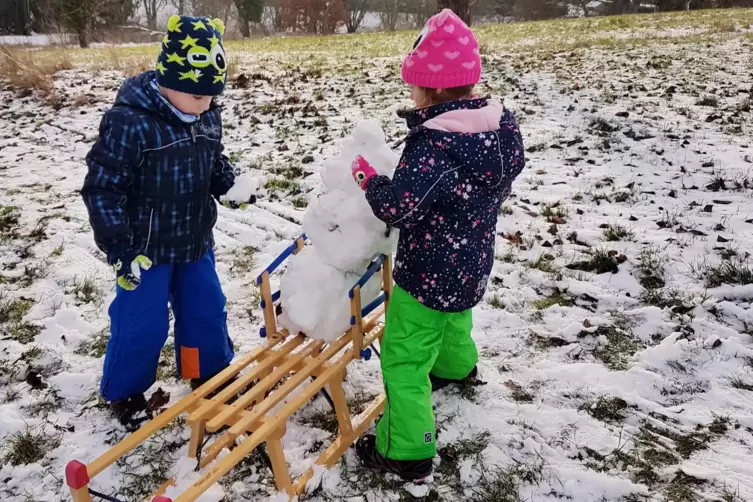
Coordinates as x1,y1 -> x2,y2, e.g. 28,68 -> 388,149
1,14 -> 752,502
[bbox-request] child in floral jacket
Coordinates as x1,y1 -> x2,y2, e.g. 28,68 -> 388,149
351,9 -> 525,481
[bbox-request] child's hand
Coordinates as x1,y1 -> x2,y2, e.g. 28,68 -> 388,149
351,155 -> 377,190
220,172 -> 257,209
222,194 -> 257,210
111,250 -> 153,291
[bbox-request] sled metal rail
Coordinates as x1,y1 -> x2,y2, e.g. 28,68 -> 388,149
66,234 -> 392,502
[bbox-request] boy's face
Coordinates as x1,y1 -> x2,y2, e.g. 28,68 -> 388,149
161,87 -> 213,115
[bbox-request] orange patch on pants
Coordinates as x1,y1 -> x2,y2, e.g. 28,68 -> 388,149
180,346 -> 200,379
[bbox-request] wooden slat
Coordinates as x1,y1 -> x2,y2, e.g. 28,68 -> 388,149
69,487 -> 94,502
227,335 -> 353,437
179,352 -> 355,501
292,394 -> 387,495
147,478 -> 176,500
188,335 -> 305,424
260,271 -> 277,340
205,340 -> 324,432
267,428 -> 294,496
327,371 -> 353,438
86,341 -> 279,478
351,285 -> 363,360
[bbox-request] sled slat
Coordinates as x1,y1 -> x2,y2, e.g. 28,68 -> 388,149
188,335 -> 305,424
86,341 -> 278,478
206,340 -> 325,432
293,394 -> 387,495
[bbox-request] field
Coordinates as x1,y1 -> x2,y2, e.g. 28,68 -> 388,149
1,8 -> 753,502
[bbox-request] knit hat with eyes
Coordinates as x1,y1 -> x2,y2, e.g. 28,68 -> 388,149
401,9 -> 481,90
156,15 -> 228,96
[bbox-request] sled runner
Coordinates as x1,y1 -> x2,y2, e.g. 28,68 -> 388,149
66,235 -> 392,502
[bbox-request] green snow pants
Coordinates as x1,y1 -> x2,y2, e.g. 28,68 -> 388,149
376,286 -> 478,461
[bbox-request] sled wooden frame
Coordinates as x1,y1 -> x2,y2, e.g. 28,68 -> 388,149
66,234 -> 392,502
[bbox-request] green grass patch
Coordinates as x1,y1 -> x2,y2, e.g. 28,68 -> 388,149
3,425 -> 61,466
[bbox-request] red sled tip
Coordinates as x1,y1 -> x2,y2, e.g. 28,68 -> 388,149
152,497 -> 173,502
65,460 -> 89,489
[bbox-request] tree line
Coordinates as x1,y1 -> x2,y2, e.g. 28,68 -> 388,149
24,0 -> 753,47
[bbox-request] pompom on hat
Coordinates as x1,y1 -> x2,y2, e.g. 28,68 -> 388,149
156,15 -> 228,96
401,9 -> 481,90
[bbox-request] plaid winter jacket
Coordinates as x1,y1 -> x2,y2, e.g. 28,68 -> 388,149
82,71 -> 235,266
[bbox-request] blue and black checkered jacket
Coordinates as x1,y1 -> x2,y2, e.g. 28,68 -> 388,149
82,71 -> 235,265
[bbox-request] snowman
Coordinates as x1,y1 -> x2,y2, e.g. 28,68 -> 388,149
278,120 -> 399,342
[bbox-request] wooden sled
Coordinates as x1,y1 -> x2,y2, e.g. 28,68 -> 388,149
66,235 -> 392,502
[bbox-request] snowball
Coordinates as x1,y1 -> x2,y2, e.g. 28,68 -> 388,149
279,120 -> 399,342
222,171 -> 258,203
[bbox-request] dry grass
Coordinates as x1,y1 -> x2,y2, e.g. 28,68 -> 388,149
0,45 -> 72,92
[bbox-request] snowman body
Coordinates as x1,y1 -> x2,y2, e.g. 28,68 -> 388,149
279,120 -> 399,342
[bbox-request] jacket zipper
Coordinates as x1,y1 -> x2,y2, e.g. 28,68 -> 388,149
190,124 -> 200,259
145,209 -> 154,252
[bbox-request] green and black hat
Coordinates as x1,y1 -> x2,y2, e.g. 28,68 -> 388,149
156,15 -> 228,96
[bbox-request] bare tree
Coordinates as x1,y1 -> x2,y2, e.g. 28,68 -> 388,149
378,0 -> 399,31
280,0 -> 347,34
406,0 -> 435,27
142,0 -> 168,30
235,0 -> 265,37
57,0 -> 103,46
568,0 -> 592,16
437,0 -> 471,25
344,0 -> 372,33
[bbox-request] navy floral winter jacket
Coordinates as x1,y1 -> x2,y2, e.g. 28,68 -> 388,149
364,98 -> 525,313
82,71 -> 235,266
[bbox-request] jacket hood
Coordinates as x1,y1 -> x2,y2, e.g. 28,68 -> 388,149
113,70 -> 191,126
401,98 -> 521,187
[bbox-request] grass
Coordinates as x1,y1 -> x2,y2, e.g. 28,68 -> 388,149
0,45 -> 72,92
582,396 -> 629,423
469,466 -> 521,502
532,290 -> 573,310
436,430 -> 495,493
0,205 -> 21,238
729,375 -> 753,392
117,433 -> 182,500
3,425 -> 61,466
75,327 -> 109,358
602,224 -> 634,242
263,177 -> 302,197
540,201 -> 568,223
230,246 -> 259,276
637,245 -> 668,289
664,472 -> 704,501
526,253 -> 557,273
72,276 -> 101,304
590,320 -> 642,371
0,296 -> 42,344
566,248 -> 626,275
703,256 -> 753,288
156,341 -> 177,381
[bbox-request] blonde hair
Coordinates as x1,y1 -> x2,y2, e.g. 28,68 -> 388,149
416,85 -> 475,108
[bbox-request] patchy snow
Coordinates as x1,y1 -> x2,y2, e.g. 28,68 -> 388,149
1,17 -> 752,502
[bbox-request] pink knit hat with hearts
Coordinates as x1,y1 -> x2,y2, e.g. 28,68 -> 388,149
401,9 -> 481,90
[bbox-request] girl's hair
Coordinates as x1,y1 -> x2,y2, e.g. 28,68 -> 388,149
419,85 -> 475,106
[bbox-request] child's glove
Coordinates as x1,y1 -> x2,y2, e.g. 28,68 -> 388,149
222,194 -> 257,210
111,250 -> 153,291
351,155 -> 377,190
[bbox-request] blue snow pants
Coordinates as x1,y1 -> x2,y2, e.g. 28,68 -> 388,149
100,249 -> 234,403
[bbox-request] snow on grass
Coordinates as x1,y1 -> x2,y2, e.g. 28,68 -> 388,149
1,11 -> 753,502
